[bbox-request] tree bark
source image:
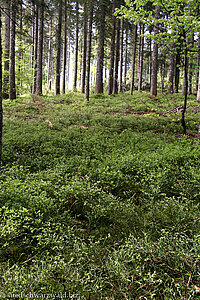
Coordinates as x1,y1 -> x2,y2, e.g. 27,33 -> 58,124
3,0 -> 10,99
168,43 -> 175,93
36,0 -> 44,96
73,0 -> 79,92
113,18 -> 120,94
47,18 -> 53,91
130,25 -> 137,95
9,0 -> 16,100
150,6 -> 160,96
197,67 -> 200,102
62,0 -> 68,94
137,23 -> 144,92
107,0 -> 116,95
32,2 -> 38,94
123,23 -> 128,87
94,1 -> 106,94
81,1 -> 88,93
84,3 -> 93,101
118,18 -> 124,93
55,0 -> 63,95
0,9 -> 3,169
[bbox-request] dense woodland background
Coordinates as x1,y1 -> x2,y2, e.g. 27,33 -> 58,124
0,0 -> 200,100
0,0 -> 200,298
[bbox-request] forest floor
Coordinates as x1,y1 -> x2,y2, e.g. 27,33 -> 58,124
0,91 -> 200,299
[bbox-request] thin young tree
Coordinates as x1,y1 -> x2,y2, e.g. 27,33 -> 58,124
81,1 -> 88,93
3,0 -> 10,99
95,0 -> 107,94
107,0 -> 116,95
130,25 -> 137,95
84,2 -> 93,101
0,8 -> 2,169
55,0 -> 63,95
36,0 -> 44,95
9,0 -> 16,100
150,5 -> 160,96
73,0 -> 79,92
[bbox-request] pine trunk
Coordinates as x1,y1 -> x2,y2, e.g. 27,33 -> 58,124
130,25 -> 137,95
32,3 -> 38,94
55,0 -> 63,95
107,0 -> 116,95
118,19 -> 124,93
137,23 -> 144,92
95,1 -> 106,94
150,6 -> 160,96
84,3 -> 93,101
197,67 -> 200,102
81,1 -> 88,93
73,0 -> 79,92
113,18 -> 120,94
168,43 -> 175,93
62,0 -> 67,94
47,19 -> 53,91
9,0 -> 16,100
36,0 -> 44,95
123,24 -> 128,87
3,0 -> 10,99
0,9 -> 3,169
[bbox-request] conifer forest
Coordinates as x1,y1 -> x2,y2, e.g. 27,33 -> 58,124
0,0 -> 200,298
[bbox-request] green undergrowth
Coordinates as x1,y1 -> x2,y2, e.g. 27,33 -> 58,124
0,91 -> 200,299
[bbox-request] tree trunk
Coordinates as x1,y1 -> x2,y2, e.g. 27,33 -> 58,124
113,18 -> 120,94
55,0 -> 63,95
0,9 -> 3,169
36,0 -> 44,96
9,0 -> 16,100
168,43 -> 175,93
150,6 -> 160,96
197,67 -> 200,102
107,0 -> 116,95
62,0 -> 67,94
195,34 -> 200,92
181,45 -> 188,135
123,23 -> 128,87
130,25 -> 137,95
81,1 -> 88,93
137,23 -> 144,92
32,3 -> 38,94
73,0 -> 79,92
95,1 -> 106,94
84,3 -> 93,101
118,19 -> 124,93
175,48 -> 181,93
3,0 -> 10,99
47,18 -> 53,91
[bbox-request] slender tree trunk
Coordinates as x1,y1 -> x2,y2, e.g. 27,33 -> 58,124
175,48 -> 181,93
62,0 -> 67,94
81,1 -> 88,93
138,23 -> 144,92
29,3 -> 34,92
0,9 -> 3,169
32,3 -> 38,94
73,0 -> 79,92
47,18 -> 53,91
168,43 -> 175,93
18,2 -> 23,88
55,0 -> 63,95
9,0 -> 16,100
118,19 -> 124,93
113,18 -> 120,94
107,0 -> 116,95
150,6 -> 160,96
95,1 -> 106,94
36,0 -> 44,95
84,3 -> 93,101
195,34 -> 200,92
123,24 -> 128,87
3,0 -> 10,99
130,25 -> 137,95
188,34 -> 194,95
197,67 -> 200,102
181,45 -> 188,135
